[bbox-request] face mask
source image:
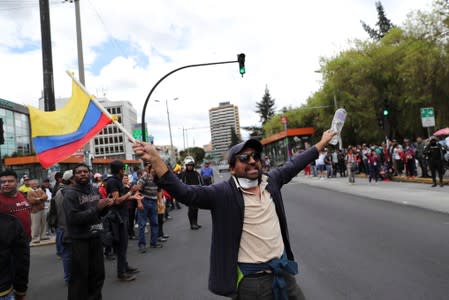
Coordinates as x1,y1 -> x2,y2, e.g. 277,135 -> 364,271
236,177 -> 258,189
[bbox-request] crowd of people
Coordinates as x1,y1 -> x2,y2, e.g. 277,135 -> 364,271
304,135 -> 448,187
0,155 -> 215,299
0,130 -> 446,299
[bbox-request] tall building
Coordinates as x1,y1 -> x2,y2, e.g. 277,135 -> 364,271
91,99 -> 137,160
209,101 -> 240,160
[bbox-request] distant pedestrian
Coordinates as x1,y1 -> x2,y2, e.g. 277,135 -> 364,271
345,147 -> 357,184
424,136 -> 446,187
27,179 -> 49,244
200,161 -> 214,185
180,157 -> 203,230
135,163 -> 163,252
54,170 -> 75,284
105,160 -> 139,281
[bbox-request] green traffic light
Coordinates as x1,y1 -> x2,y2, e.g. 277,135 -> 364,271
239,67 -> 245,75
383,109 -> 389,116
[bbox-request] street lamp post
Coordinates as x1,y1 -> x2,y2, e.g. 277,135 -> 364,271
155,98 -> 178,165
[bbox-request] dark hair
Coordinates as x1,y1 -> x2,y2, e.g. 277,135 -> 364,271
0,169 -> 18,179
54,172 -> 63,180
72,163 -> 90,174
110,160 -> 124,175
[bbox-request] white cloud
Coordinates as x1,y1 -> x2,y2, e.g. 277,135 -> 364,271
0,0 -> 434,150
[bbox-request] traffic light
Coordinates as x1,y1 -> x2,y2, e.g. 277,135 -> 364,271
0,118 -> 4,145
383,99 -> 389,116
237,53 -> 245,76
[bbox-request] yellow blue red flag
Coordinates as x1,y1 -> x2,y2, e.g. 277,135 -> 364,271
28,80 -> 112,168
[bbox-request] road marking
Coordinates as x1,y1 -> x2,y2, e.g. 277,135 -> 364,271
402,201 -> 409,205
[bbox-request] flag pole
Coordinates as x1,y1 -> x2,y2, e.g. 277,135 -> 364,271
66,71 -> 136,143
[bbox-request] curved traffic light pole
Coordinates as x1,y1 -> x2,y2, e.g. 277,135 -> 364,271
141,57 -> 244,142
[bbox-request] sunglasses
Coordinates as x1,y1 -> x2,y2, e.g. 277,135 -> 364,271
236,152 -> 261,163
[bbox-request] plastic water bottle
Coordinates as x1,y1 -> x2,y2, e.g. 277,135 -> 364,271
329,108 -> 347,145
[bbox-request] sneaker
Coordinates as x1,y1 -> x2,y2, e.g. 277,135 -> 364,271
40,236 -> 50,241
118,273 -> 136,282
139,246 -> 146,253
161,234 -> 169,239
158,237 -> 167,242
126,267 -> 140,274
149,243 -> 163,248
190,225 -> 200,230
432,183 -> 437,187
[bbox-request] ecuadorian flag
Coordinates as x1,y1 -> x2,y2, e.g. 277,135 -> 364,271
29,80 -> 113,168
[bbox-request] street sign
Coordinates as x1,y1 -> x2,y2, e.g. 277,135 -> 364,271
420,107 -> 435,127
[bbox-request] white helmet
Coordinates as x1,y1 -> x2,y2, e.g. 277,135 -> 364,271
184,156 -> 195,166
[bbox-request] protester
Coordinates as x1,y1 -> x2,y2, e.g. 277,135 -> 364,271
424,136 -> 446,187
63,163 -> 113,299
122,175 -> 137,240
27,179 -> 49,244
180,157 -> 203,230
0,169 -> 31,240
135,163 -> 163,253
200,161 -> 214,185
415,136 -> 429,178
132,129 -> 335,300
105,160 -> 139,281
157,190 -> 169,242
18,176 -> 31,197
54,170 -> 74,284
0,212 -> 29,300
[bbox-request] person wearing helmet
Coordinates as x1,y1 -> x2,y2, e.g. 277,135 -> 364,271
424,136 -> 446,187
180,157 -> 203,230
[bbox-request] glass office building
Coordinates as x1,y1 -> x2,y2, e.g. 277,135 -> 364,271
0,98 -> 31,158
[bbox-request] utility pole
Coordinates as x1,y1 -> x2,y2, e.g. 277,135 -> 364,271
39,0 -> 56,111
74,0 -> 85,84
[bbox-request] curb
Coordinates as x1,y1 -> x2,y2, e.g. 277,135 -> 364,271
30,237 -> 56,247
355,174 -> 449,185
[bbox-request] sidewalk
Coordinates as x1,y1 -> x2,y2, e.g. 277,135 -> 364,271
30,236 -> 56,247
292,175 -> 449,214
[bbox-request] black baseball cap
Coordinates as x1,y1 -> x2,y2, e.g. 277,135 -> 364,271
227,139 -> 262,166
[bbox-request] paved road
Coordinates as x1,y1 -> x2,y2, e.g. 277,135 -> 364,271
28,174 -> 449,299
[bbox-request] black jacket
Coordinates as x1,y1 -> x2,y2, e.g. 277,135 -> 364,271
63,183 -> 105,240
0,212 -> 29,296
157,146 -> 319,297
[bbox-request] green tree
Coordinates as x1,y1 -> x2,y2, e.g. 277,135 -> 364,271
229,127 -> 242,147
241,126 -> 263,140
361,1 -> 395,40
256,85 -> 276,125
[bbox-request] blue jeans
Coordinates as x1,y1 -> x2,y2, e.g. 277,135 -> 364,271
56,227 -> 64,256
0,290 -> 15,300
56,228 -> 72,283
137,198 -> 159,247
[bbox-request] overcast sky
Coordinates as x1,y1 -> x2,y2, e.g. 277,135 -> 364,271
0,0 -> 433,150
